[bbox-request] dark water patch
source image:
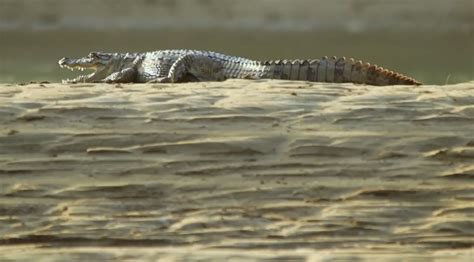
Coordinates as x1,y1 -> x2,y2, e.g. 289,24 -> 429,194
0,169 -> 35,175
440,170 -> 474,180
342,189 -> 437,202
86,147 -> 133,154
139,141 -> 264,156
0,235 -> 179,247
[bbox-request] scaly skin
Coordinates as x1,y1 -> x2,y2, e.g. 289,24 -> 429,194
58,50 -> 421,85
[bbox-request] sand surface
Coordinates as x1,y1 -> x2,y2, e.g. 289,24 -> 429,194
0,80 -> 473,261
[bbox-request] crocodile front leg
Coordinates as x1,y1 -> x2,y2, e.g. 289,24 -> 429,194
148,54 -> 226,83
103,68 -> 137,83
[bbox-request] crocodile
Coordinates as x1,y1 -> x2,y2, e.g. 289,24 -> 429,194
58,49 -> 421,85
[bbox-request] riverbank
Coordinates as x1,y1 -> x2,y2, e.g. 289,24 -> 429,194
1,80 -> 473,260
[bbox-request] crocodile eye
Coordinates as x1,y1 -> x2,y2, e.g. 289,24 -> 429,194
88,52 -> 99,58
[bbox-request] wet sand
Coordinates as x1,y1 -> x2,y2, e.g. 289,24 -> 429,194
0,80 -> 473,260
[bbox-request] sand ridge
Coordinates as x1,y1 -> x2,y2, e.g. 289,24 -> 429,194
0,80 -> 473,260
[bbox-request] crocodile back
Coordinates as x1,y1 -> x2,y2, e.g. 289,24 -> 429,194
140,50 -> 265,80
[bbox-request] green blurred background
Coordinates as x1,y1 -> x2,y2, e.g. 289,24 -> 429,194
0,0 -> 472,84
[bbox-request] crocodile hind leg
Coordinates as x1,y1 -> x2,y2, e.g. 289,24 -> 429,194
147,54 -> 226,83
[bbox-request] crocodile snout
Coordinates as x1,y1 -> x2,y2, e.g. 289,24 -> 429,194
58,57 -> 70,67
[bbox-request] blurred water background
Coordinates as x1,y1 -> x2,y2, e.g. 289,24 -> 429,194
0,0 -> 472,84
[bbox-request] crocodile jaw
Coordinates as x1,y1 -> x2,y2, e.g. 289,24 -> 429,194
58,57 -> 107,83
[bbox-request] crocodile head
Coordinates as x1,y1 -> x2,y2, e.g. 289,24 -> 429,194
58,52 -> 119,83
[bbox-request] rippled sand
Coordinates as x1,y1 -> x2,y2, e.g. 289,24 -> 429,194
0,80 -> 473,261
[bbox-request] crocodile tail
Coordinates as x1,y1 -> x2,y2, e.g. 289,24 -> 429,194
261,56 -> 421,86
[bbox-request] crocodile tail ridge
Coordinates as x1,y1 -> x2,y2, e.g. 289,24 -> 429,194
263,56 -> 421,86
